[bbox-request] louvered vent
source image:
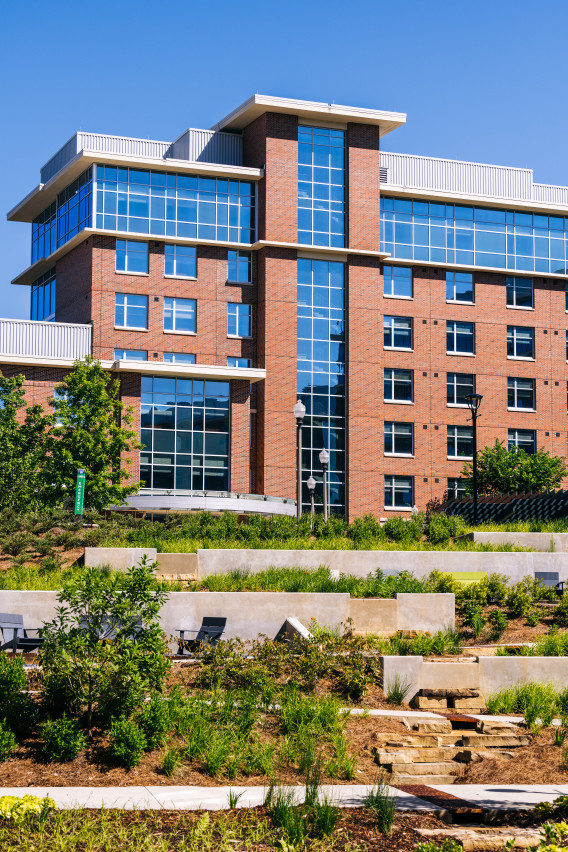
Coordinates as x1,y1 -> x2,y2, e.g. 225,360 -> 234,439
379,167 -> 389,183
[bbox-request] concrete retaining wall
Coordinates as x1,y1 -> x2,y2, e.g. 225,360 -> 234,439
465,532 -> 568,553
84,548 -> 158,570
479,657 -> 568,694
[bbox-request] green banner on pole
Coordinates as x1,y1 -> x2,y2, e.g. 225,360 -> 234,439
74,469 -> 86,516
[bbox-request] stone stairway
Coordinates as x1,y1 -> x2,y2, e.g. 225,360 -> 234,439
372,717 -> 530,785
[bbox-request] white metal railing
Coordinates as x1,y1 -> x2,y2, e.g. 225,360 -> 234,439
0,319 -> 92,360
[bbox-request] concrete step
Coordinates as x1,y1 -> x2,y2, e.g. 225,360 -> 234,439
390,774 -> 457,785
390,761 -> 458,776
374,747 -> 461,764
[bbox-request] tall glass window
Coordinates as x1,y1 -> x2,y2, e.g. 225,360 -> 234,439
32,168 -> 93,263
381,196 -> 568,274
227,303 -> 252,337
298,126 -> 345,247
95,166 -> 255,243
165,244 -> 196,278
297,259 -> 346,514
140,376 -> 229,492
31,269 -> 56,321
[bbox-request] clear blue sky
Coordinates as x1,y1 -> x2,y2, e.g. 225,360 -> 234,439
1,0 -> 567,319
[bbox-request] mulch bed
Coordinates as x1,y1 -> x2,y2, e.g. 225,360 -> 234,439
460,730 -> 568,784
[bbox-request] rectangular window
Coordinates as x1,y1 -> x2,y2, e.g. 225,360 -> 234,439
446,271 -> 474,303
447,425 -> 474,459
384,422 -> 413,456
298,125 -> 345,248
384,315 -> 413,350
228,250 -> 252,283
228,303 -> 252,338
384,368 -> 413,402
507,325 -> 534,359
227,356 -> 251,368
163,352 -> 196,364
508,377 -> 535,410
565,283 -> 568,312
31,268 -> 56,322
508,428 -> 536,454
164,244 -> 196,278
447,372 -> 475,406
114,349 -> 147,361
164,297 -> 196,333
447,320 -> 475,354
384,265 -> 412,299
114,293 -> 148,329
384,475 -> 414,509
447,477 -> 467,499
506,276 -> 533,309
116,239 -> 149,274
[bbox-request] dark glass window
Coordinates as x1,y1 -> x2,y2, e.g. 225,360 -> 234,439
30,268 -> 56,321
508,428 -> 536,454
446,271 -> 474,303
507,326 -> 534,358
298,125 -> 345,248
508,377 -> 535,409
385,475 -> 413,509
384,368 -> 413,402
506,277 -> 533,308
447,321 -> 475,354
447,372 -> 475,405
384,315 -> 413,349
447,477 -> 467,499
228,250 -> 252,283
447,425 -> 473,458
384,422 -> 413,455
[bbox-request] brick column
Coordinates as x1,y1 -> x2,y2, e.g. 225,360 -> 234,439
117,371 -> 142,490
230,379 -> 251,492
346,123 -> 381,251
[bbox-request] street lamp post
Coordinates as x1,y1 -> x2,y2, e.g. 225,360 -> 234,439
293,400 -> 306,519
465,392 -> 483,527
307,475 -> 316,519
319,448 -> 330,522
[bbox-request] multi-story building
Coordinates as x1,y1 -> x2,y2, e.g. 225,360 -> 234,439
5,94 -> 568,518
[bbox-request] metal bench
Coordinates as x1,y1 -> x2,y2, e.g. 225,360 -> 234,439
0,613 -> 43,653
177,617 -> 227,655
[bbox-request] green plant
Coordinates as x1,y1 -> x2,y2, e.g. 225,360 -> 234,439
108,717 -> 147,768
414,839 -> 464,852
486,681 -> 558,727
40,716 -> 86,762
555,596 -> 568,628
526,608 -> 543,627
427,512 -> 466,544
535,795 -> 568,819
0,722 -> 17,760
0,794 -> 57,824
136,694 -> 172,749
0,652 -> 37,737
228,790 -> 244,809
462,601 -> 486,637
385,674 -> 412,705
554,727 -> 568,747
488,609 -> 509,640
365,775 -> 397,833
505,581 -> 534,618
461,439 -> 568,496
161,746 -> 182,777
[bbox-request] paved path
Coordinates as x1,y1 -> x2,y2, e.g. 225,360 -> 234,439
2,784 -> 568,811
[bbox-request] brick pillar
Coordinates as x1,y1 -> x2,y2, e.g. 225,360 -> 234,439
230,379 -> 251,492
118,371 -> 142,489
346,123 -> 381,251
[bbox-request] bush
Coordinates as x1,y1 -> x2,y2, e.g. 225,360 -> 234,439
0,794 -> 57,824
109,717 -> 147,768
555,596 -> 568,627
505,581 -> 534,618
488,609 -> 509,640
346,514 -> 385,545
136,694 -> 172,749
0,722 -> 17,760
365,775 -> 397,833
383,514 -> 423,543
0,653 -> 36,737
2,532 -> 31,556
427,512 -> 466,545
40,716 -> 85,762
462,601 -> 486,637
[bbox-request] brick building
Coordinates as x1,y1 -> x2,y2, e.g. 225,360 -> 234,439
5,94 -> 568,517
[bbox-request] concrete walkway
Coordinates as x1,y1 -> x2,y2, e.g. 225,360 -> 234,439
2,784 -> 568,811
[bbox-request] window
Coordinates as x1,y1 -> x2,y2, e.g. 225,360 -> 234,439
164,244 -> 196,278
163,352 -> 196,364
116,239 -> 149,274
565,283 -> 568,312
298,125 -> 345,248
114,293 -> 148,329
446,271 -> 474,303
384,315 -> 413,350
385,475 -> 414,509
114,349 -> 147,361
384,368 -> 413,402
508,377 -> 535,410
384,422 -> 413,456
446,320 -> 475,354
384,265 -> 412,299
227,357 -> 251,368
506,276 -> 533,309
31,268 -> 56,321
447,477 -> 467,499
447,425 -> 474,459
33,168 -> 92,263
228,303 -> 252,338
228,250 -> 252,283
507,325 -> 534,359
508,428 -> 536,454
447,372 -> 475,406
164,297 -> 196,333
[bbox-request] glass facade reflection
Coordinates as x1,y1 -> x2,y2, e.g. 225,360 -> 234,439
297,259 -> 345,514
298,126 -> 345,247
381,197 -> 568,274
95,166 -> 255,243
140,376 -> 229,492
32,169 -> 93,263
31,268 -> 56,321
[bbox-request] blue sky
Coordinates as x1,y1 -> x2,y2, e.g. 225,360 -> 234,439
1,0 -> 567,318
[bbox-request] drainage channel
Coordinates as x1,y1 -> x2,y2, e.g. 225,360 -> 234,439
393,784 -> 486,824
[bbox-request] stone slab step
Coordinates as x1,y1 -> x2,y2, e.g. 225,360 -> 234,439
373,735 -> 443,748
413,720 -> 453,734
390,774 -> 457,785
461,733 -> 530,748
390,761 -> 458,776
374,747 -> 461,764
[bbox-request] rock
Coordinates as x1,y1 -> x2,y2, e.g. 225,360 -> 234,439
415,696 -> 448,710
452,697 -> 484,710
461,733 -> 530,748
446,688 -> 480,699
413,720 -> 453,734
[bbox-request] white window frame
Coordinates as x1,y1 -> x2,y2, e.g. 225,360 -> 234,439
114,293 -> 148,330
164,297 -> 196,335
446,320 -> 475,356
384,421 -> 414,457
507,325 -> 535,360
384,474 -> 414,510
447,425 -> 474,460
384,315 -> 413,351
164,244 -> 197,280
447,372 -> 475,407
508,428 -> 536,454
227,356 -> 252,368
115,239 -> 149,275
163,352 -> 196,364
114,349 -> 148,361
507,377 -> 536,411
384,368 -> 413,403
446,271 -> 474,305
228,303 -> 253,338
506,276 -> 534,310
228,250 -> 252,284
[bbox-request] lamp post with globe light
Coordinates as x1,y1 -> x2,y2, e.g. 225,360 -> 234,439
319,448 -> 330,522
293,400 -> 306,519
465,392 -> 483,526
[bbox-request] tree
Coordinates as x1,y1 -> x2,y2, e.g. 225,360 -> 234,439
461,439 -> 568,496
39,557 -> 170,737
44,357 -> 140,510
0,375 -> 53,510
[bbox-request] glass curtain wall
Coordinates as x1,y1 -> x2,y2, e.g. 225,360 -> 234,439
297,258 -> 346,514
298,126 -> 345,247
32,169 -> 93,263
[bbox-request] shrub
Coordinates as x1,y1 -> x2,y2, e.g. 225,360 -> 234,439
383,515 -> 422,543
365,775 -> 397,833
0,794 -> 57,824
347,514 -> 385,545
488,609 -> 509,640
486,573 -> 509,605
525,608 -> 543,627
0,722 -> 17,760
161,746 -> 182,777
462,601 -> 486,637
427,512 -> 466,545
136,694 -> 172,749
2,532 -> 31,556
505,581 -> 534,618
109,717 -> 147,768
0,653 -> 36,737
40,716 -> 86,762
555,596 -> 568,628
385,674 -> 412,705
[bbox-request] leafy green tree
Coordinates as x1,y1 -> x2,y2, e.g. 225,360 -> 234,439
461,439 -> 567,496
40,557 -> 170,737
45,357 -> 140,510
0,375 -> 53,510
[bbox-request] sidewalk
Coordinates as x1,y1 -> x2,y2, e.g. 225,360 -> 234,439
2,784 -> 567,811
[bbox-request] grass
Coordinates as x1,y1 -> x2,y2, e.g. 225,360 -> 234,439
384,674 -> 413,705
365,775 -> 397,833
485,681 -> 568,727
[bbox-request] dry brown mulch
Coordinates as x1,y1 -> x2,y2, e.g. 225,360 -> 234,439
460,729 -> 568,784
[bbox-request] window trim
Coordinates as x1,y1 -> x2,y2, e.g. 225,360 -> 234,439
227,303 -> 253,339
115,239 -> 149,275
114,293 -> 149,331
163,296 -> 197,335
446,320 -> 476,356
